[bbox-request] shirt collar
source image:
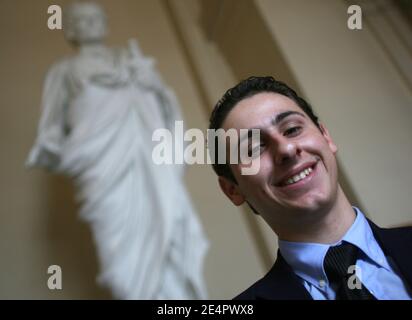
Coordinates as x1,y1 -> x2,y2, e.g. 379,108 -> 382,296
342,207 -> 389,270
278,238 -> 329,290
278,207 -> 389,291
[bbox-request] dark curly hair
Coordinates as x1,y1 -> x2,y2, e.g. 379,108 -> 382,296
209,76 -> 320,183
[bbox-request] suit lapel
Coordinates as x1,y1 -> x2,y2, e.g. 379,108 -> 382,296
255,252 -> 313,300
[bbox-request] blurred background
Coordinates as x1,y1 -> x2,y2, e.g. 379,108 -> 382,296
0,0 -> 411,299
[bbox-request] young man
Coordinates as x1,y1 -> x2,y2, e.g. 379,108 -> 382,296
209,76 -> 412,300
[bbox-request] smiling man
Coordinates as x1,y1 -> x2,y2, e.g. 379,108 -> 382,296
209,76 -> 412,300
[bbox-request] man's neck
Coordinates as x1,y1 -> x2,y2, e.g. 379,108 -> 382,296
277,186 -> 356,244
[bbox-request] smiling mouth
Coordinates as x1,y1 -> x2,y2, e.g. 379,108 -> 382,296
277,163 -> 317,187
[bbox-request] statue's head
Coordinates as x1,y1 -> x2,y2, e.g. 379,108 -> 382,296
63,1 -> 108,46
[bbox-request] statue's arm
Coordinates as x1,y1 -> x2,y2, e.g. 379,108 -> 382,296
26,60 -> 70,171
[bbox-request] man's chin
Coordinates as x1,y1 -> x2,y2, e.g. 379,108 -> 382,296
282,199 -> 331,216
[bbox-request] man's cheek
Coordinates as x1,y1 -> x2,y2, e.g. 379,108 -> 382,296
299,136 -> 325,153
240,157 -> 261,176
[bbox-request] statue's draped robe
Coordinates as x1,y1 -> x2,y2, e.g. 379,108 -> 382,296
27,45 -> 208,299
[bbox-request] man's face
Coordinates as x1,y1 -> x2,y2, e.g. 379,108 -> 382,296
219,92 -> 339,228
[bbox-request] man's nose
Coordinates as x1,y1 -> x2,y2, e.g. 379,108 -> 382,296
273,138 -> 300,165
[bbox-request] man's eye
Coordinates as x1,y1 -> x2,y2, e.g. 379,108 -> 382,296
284,126 -> 302,137
248,143 -> 265,157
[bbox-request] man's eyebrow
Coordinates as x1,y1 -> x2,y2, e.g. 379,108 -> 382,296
272,110 -> 305,126
239,110 -> 305,143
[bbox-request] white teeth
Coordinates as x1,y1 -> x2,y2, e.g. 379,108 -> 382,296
284,167 -> 313,185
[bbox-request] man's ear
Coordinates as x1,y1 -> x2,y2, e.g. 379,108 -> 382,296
319,123 -> 338,154
218,176 -> 246,206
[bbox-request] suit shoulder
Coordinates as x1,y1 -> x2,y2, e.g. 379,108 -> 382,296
391,225 -> 412,232
232,257 -> 289,300
378,224 -> 412,236
386,225 -> 412,241
369,218 -> 412,235
369,220 -> 412,251
233,276 -> 267,300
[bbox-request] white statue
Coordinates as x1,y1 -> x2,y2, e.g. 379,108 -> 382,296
27,1 -> 208,299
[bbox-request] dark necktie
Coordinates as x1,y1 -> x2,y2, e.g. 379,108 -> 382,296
323,242 -> 376,300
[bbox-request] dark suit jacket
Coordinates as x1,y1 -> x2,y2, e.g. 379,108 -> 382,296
234,220 -> 412,300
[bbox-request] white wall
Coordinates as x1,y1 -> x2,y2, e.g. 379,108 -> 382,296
257,0 -> 412,227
